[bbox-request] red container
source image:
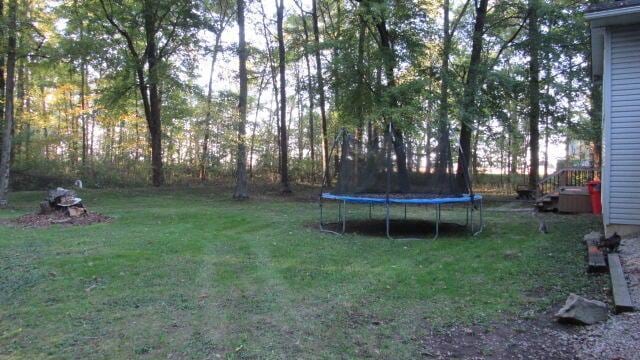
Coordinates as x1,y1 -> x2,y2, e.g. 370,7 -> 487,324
587,180 -> 602,215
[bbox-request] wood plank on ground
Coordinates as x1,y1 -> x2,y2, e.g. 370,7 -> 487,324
587,238 -> 608,273
608,253 -> 635,313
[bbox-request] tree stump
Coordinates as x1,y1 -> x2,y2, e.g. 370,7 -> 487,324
39,201 -> 54,215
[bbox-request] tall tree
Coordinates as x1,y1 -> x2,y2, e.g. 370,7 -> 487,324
200,0 -> 233,182
311,0 -> 330,185
435,0 -> 471,178
293,0 -> 318,180
528,0 -> 541,188
588,0 -> 602,171
435,0 -> 452,176
456,0 -> 489,189
98,0 -> 198,186
277,0 -> 291,193
73,1 -> 89,167
0,0 -> 17,206
233,0 -> 248,199
365,0 -> 410,189
299,9 -> 316,181
0,0 -> 5,150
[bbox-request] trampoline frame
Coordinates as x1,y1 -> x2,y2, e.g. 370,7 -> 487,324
319,193 -> 483,240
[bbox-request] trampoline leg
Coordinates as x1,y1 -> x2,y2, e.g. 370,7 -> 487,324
387,204 -> 435,242
473,198 -> 484,236
470,203 -> 474,234
433,204 -> 440,240
386,203 -> 392,240
319,201 -> 332,234
341,201 -> 347,234
369,204 -> 373,220
466,206 -> 470,227
319,200 -> 346,236
404,204 -> 407,220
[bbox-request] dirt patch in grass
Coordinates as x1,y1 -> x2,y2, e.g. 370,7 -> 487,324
417,312 -> 581,359
2,211 -> 111,228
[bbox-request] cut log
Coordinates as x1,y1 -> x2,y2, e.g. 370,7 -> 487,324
39,201 -> 53,215
608,253 -> 635,313
67,206 -> 87,218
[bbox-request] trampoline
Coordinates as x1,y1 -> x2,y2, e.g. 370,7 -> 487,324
319,126 -> 484,240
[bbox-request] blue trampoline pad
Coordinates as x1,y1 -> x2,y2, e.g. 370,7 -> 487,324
321,193 -> 482,205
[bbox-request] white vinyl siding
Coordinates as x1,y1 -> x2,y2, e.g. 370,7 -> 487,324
606,26 -> 640,225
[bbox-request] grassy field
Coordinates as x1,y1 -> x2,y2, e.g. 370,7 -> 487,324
0,186 -> 603,358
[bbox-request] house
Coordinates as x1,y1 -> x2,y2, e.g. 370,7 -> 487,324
586,0 -> 640,236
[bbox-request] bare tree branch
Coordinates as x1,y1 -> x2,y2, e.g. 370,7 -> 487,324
487,13 -> 528,70
449,0 -> 472,38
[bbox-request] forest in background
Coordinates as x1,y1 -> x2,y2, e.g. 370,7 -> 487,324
0,0 -> 602,201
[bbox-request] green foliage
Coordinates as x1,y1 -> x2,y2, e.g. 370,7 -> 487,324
1,0 -> 602,189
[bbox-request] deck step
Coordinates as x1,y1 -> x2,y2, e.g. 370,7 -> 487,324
608,253 -> 635,313
587,238 -> 607,273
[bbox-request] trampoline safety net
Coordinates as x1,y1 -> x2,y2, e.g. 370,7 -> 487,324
322,127 -> 474,199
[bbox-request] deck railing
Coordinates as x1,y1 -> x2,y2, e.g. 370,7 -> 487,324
537,167 -> 601,199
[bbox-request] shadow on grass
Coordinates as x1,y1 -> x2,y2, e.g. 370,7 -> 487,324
320,219 -> 470,238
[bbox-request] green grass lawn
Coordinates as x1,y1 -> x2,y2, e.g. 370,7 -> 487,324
0,186 -> 603,358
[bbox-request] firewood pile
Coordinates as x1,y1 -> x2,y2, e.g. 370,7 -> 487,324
39,187 -> 87,218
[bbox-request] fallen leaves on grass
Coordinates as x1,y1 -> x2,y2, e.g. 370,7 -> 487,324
5,211 -> 111,228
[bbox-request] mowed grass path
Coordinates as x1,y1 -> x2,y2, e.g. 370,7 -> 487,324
1,187 -> 601,358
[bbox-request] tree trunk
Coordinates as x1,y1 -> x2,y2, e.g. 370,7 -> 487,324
373,13 -> 410,190
436,0 -> 452,178
12,59 -> 24,165
589,0 -> 603,172
259,1 -> 280,178
543,58 -> 551,178
456,0 -> 488,190
277,0 -> 291,193
472,131 -> 479,176
0,0 -> 17,206
23,68 -> 31,162
234,0 -> 249,199
528,0 -> 541,189
425,118 -> 431,173
249,71 -> 266,179
354,15 -> 366,178
295,64 -> 304,162
200,32 -> 223,182
299,10 -> 316,182
80,19 -> 88,167
311,0 -> 330,185
143,1 -> 163,186
0,0 -> 4,149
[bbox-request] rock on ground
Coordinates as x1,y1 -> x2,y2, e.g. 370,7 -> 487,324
555,294 -> 608,325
